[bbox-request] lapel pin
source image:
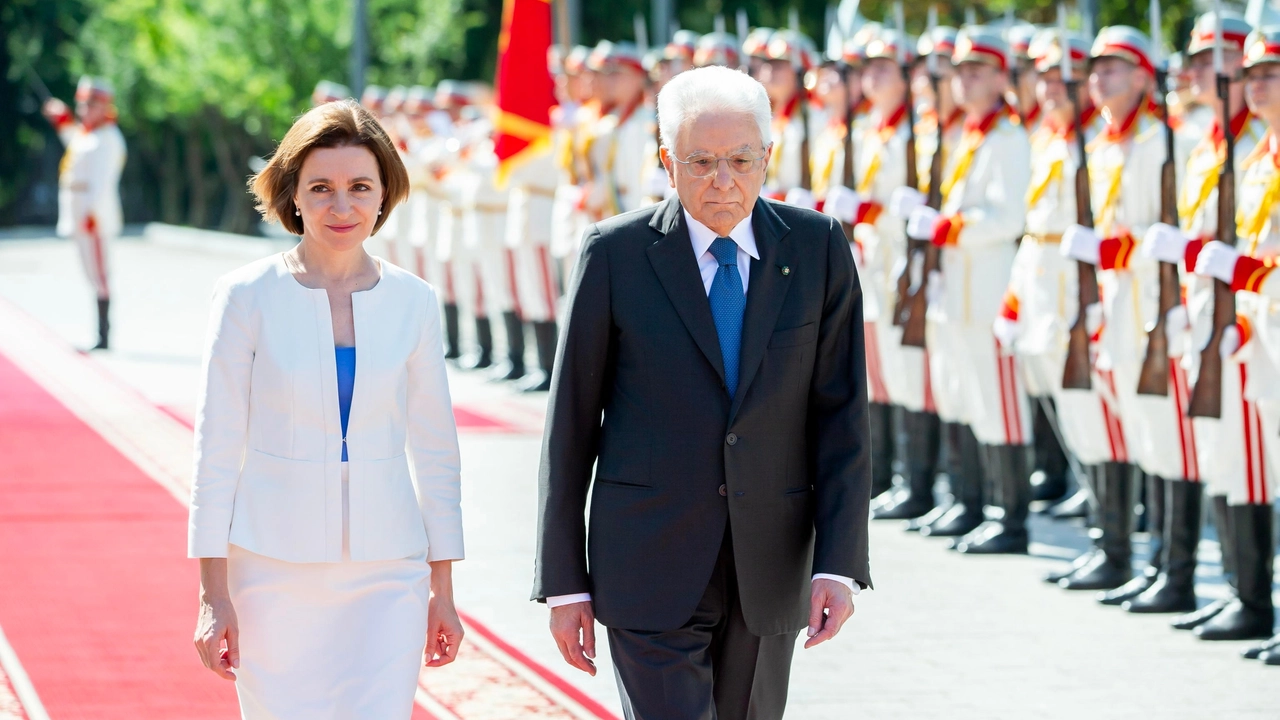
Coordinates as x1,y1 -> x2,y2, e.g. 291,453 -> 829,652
780,266 -> 791,276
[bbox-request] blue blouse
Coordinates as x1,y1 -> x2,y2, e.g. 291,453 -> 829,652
335,347 -> 356,461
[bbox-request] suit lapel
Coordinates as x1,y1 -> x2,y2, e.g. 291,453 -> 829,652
730,200 -> 793,420
646,197 -> 727,386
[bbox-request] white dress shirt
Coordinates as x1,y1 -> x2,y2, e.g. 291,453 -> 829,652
546,209 -> 858,609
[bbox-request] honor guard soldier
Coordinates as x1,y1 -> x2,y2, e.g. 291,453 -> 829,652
582,42 -> 653,221
1152,18 -> 1275,644
693,31 -> 742,69
398,86 -> 439,283
498,51 -> 570,391
366,84 -> 410,269
1200,28 -> 1280,663
1128,12 -> 1267,628
825,30 -> 951,523
360,84 -> 389,119
895,26 -> 1034,554
754,28 -> 817,201
842,22 -> 880,121
1055,27 -> 1166,589
41,76 -> 127,351
996,30 -> 1095,520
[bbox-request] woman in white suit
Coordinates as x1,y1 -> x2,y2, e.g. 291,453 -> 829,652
189,99 -> 465,719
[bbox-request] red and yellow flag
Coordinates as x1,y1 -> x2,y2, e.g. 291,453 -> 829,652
493,0 -> 556,186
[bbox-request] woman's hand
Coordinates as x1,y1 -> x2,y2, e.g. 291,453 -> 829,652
194,558 -> 239,680
425,560 -> 463,668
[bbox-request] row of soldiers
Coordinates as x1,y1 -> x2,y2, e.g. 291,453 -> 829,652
782,14 -> 1280,663
471,17 -> 1278,662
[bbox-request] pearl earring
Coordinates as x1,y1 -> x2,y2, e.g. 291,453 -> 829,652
295,208 -> 301,216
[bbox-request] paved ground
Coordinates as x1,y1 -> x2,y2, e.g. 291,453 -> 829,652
1,230 -> 1277,719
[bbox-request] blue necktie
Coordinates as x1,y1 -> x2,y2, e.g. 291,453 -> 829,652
709,237 -> 746,397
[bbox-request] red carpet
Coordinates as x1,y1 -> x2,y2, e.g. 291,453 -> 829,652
0,352 -> 240,718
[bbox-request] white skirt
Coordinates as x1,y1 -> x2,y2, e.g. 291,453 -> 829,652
228,463 -> 431,719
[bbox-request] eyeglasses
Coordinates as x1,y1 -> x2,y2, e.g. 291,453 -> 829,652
670,149 -> 767,178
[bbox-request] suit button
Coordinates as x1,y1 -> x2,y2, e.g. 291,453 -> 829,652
726,433 -> 738,446
719,484 -> 728,497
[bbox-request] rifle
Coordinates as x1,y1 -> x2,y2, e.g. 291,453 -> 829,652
898,8 -> 943,348
840,69 -> 859,242
1137,11 -> 1178,396
1061,40 -> 1099,390
1187,21 -> 1237,419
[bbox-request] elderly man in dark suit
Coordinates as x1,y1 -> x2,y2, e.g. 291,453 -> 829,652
532,64 -> 873,720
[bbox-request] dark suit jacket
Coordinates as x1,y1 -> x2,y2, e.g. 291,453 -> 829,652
532,195 -> 873,636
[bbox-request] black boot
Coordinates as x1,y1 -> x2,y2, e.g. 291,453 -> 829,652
1172,494 -> 1235,630
92,298 -> 110,350
1125,479 -> 1202,613
1043,464 -> 1100,581
491,311 -> 526,381
461,316 -> 494,369
1030,398 -> 1068,502
956,444 -> 1030,554
1243,634 -> 1280,660
443,303 -> 462,360
872,410 -> 940,520
1196,504 -> 1274,641
518,320 -> 557,392
1101,474 -> 1167,605
922,424 -> 985,537
907,420 -> 962,532
1060,462 -> 1133,590
868,403 -> 897,501
1047,487 -> 1091,519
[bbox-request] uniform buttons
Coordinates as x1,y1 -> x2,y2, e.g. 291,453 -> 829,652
726,433 -> 738,446
719,484 -> 728,497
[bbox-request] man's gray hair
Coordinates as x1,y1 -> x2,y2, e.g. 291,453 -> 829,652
657,66 -> 773,153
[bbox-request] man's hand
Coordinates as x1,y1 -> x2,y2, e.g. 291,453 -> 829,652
549,601 -> 597,675
804,578 -> 855,649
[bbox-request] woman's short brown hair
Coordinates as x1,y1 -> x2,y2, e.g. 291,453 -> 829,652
251,99 -> 409,236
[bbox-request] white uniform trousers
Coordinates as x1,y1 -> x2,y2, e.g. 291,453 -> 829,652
73,224 -> 112,299
1127,356 -> 1202,482
1194,360 -> 1276,504
928,321 -> 1031,446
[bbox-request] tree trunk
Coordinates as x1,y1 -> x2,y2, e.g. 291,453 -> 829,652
159,128 -> 183,225
208,111 -> 252,234
184,123 -> 208,228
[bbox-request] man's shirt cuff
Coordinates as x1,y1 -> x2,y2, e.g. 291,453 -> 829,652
546,593 -> 593,608
813,573 -> 860,595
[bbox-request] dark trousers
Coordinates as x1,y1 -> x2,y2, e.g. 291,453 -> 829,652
606,530 -> 800,720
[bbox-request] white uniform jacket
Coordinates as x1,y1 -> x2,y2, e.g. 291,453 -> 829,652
57,122 -> 126,238
188,255 -> 465,564
935,108 -> 1032,326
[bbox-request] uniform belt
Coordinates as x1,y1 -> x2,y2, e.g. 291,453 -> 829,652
524,186 -> 557,198
1025,232 -> 1063,245
470,203 -> 507,214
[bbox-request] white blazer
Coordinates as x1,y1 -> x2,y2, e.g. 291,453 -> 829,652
187,254 -> 464,564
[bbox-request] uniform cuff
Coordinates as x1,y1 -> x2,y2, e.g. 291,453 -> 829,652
931,214 -> 964,247
1232,255 -> 1276,293
1099,234 -> 1136,271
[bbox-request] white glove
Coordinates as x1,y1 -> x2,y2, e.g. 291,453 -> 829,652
1143,223 -> 1190,264
993,316 -> 1020,349
784,187 -> 818,210
823,186 -> 861,225
1164,305 -> 1190,358
1220,324 -> 1242,358
1085,302 -> 1104,337
906,206 -> 940,241
889,187 -> 927,218
1061,224 -> 1102,265
1194,240 -> 1239,283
